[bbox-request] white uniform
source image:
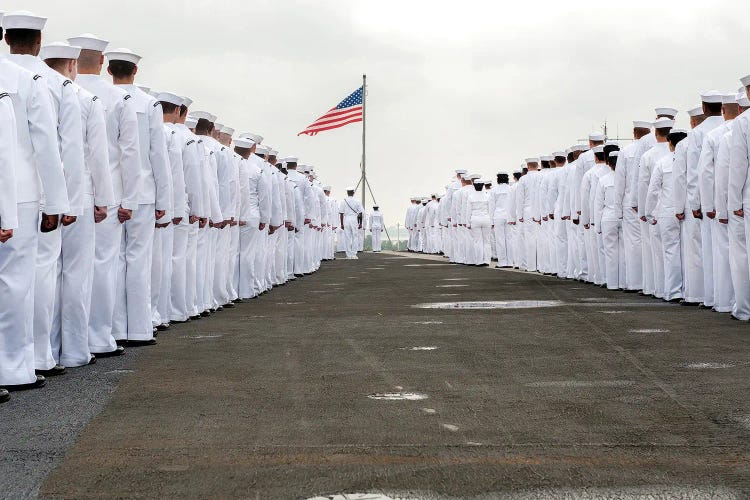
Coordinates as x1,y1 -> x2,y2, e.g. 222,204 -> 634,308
76,74 -> 141,353
52,83 -> 115,367
338,196 -> 363,259
8,55 -> 85,371
369,210 -> 384,251
0,59 -> 69,386
728,110 -> 750,319
491,184 -> 511,266
464,189 -> 492,265
646,151 -> 682,301
614,140 -> 642,291
638,142 -> 670,298
594,170 -> 621,290
112,85 -> 171,341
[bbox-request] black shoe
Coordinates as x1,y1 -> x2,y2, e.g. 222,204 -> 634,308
152,329 -> 158,338
189,315 -> 201,320
698,304 -> 712,310
88,355 -> 97,365
124,339 -> 157,347
200,311 -> 210,317
92,346 -> 126,358
172,319 -> 190,324
2,375 -> 46,391
215,306 -> 224,312
680,300 -> 699,306
668,297 -> 683,303
223,302 -> 235,308
0,388 -> 9,403
232,298 -> 243,304
156,323 -> 170,331
36,365 -> 66,377
294,274 -> 304,278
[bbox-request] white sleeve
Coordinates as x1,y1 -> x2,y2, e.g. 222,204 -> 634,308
86,96 -> 115,207
0,98 -> 18,229
728,120 -> 749,213
58,81 -> 86,216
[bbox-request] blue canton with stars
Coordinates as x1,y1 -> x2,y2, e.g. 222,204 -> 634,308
335,87 -> 363,109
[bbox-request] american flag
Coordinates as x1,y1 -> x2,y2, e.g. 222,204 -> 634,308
298,86 -> 363,136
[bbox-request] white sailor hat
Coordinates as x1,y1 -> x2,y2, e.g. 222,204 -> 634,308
214,123 -> 224,132
455,169 -> 467,175
633,120 -> 652,129
609,151 -> 620,157
185,116 -> 198,128
540,155 -> 554,162
181,96 -> 193,108
256,145 -> 270,155
104,47 -> 142,65
268,149 -> 278,157
190,111 -> 216,122
282,156 -> 299,163
2,10 -> 46,30
222,127 -> 235,135
653,117 -> 675,128
469,174 -> 481,180
553,151 -> 566,158
135,84 -> 150,94
739,93 -> 750,108
687,107 -> 704,117
67,33 -> 109,52
148,90 -> 160,99
604,141 -> 619,147
592,145 -> 605,153
481,179 -> 492,185
156,92 -> 183,106
575,145 -> 589,152
655,107 -> 678,117
40,42 -> 81,61
525,157 -> 540,164
670,128 -> 688,135
700,90 -> 724,104
722,93 -> 738,104
232,137 -> 255,149
740,74 -> 750,87
346,186 -> 355,191
588,131 -> 605,142
239,133 -> 263,144
323,185 -> 332,191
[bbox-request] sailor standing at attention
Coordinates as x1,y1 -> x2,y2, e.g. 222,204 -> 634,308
4,11 -> 86,377
41,41 -> 116,367
106,47 -> 172,345
369,206 -> 384,252
0,12 -> 70,390
339,187 -> 364,259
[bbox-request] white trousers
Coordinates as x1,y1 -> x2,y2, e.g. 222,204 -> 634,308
113,204 -> 155,341
343,218 -> 359,258
184,222 -> 198,317
88,206 -> 121,353
659,216 -> 683,301
228,225 -> 240,300
52,202 -> 95,367
523,221 -> 538,272
493,218 -> 508,266
372,228 -> 382,251
600,220 -> 620,290
151,227 -> 163,327
286,227 -> 295,278
701,218 -> 715,307
213,227 -> 230,306
195,226 -> 209,313
584,228 -> 597,283
33,220 -> 61,370
239,220 -> 262,298
682,213 -> 704,303
622,208 -> 642,290
640,220 -> 654,295
730,215 -> 750,319
470,218 -> 492,265
170,222 -> 189,322
649,222 -> 664,299
0,203 -> 39,386
275,227 -> 287,285
712,220 -> 732,313
158,224 -> 174,323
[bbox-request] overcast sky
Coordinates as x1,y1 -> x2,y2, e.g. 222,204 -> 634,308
4,0 -> 750,222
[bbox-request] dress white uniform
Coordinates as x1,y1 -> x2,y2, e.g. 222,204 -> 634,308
0,58 -> 69,386
646,151 -> 682,301
614,140 -> 642,291
112,84 -> 171,341
728,109 -> 750,318
490,184 -> 511,266
594,170 -> 620,289
76,74 -> 141,353
464,189 -> 492,265
638,142 -> 670,298
338,196 -> 364,259
369,210 -> 384,251
52,83 -> 115,367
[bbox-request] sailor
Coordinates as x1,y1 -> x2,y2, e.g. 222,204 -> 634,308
507,171 -> 522,268
234,136 -> 261,298
490,174 -> 511,267
699,93 -> 739,313
594,149 -> 620,290
614,121 -> 649,291
42,41 -> 116,367
325,187 -> 338,260
574,133 -> 604,281
218,126 -> 240,304
442,171 -> 465,260
105,47 -> 172,344
579,141 -> 603,283
464,178 -> 492,266
638,117 -> 673,299
517,158 -> 543,272
728,75 -> 750,320
551,152 -> 568,278
168,97 -> 203,322
249,142 -> 272,296
0,13 -> 70,390
369,205 -> 384,252
5,11 -> 86,377
70,33 -> 138,357
645,128 -> 685,301
339,187 -> 364,259
564,147 -> 585,278
679,92 -> 725,307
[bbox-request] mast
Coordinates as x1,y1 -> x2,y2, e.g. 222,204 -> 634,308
361,74 -> 367,209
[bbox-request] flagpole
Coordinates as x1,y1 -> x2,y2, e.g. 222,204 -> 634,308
361,74 -> 367,210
